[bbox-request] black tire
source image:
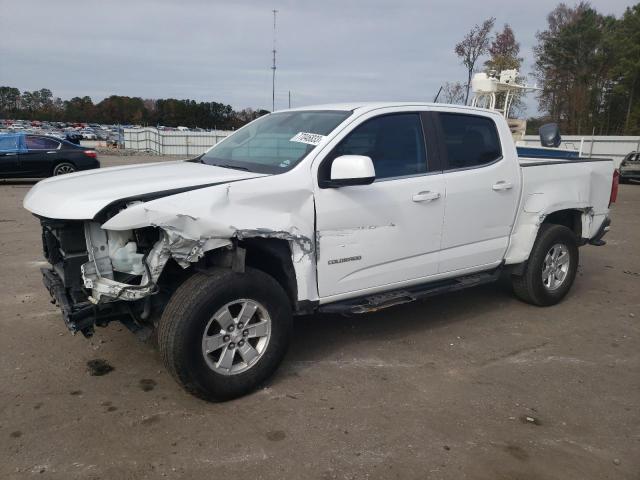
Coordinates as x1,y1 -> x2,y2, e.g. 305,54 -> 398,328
158,268 -> 292,401
511,224 -> 579,306
52,162 -> 76,176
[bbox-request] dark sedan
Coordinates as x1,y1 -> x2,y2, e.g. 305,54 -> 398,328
0,133 -> 100,178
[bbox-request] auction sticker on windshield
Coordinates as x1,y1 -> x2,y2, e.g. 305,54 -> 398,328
290,132 -> 326,146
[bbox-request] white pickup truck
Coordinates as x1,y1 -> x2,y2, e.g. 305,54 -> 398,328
24,103 -> 618,401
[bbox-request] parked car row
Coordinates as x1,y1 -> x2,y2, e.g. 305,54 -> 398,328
2,119 -> 220,139
1,119 -> 122,143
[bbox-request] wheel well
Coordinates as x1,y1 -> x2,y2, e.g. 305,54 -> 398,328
241,238 -> 298,308
152,237 -> 300,319
542,209 -> 582,239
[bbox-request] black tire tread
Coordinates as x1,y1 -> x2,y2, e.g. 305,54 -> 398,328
511,223 -> 579,306
158,268 -> 291,401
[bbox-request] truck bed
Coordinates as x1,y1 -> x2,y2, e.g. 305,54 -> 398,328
504,155 -> 614,265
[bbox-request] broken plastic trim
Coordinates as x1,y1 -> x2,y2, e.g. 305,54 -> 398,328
81,224 -> 171,303
233,228 -> 314,262
81,221 -> 234,303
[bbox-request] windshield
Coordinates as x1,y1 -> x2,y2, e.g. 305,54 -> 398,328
201,110 -> 351,174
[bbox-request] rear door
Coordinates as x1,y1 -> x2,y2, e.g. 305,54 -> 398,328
20,136 -> 62,176
314,110 -> 446,299
435,111 -> 520,273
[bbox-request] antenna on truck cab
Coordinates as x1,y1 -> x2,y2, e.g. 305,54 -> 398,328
271,9 -> 278,112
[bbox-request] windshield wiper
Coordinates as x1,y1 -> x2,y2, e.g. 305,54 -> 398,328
210,163 -> 250,172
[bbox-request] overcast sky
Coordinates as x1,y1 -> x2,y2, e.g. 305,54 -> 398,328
0,0 -> 633,116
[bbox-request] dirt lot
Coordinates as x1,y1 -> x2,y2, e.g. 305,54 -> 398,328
1,154 -> 639,479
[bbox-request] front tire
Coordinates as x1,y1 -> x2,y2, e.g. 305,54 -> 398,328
511,224 -> 579,306
158,268 -> 292,401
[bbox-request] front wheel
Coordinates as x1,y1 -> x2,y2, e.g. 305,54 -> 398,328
158,268 -> 292,401
511,224 -> 579,306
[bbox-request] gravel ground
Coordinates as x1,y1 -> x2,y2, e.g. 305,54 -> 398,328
1,154 -> 639,479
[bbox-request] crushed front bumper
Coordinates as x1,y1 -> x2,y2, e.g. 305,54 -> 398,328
42,267 -> 96,336
39,217 -> 159,337
42,266 -> 149,338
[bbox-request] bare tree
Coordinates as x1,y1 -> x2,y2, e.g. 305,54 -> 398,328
440,82 -> 466,104
455,17 -> 496,104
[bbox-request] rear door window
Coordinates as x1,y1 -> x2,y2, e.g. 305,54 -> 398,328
26,136 -> 60,150
438,113 -> 502,170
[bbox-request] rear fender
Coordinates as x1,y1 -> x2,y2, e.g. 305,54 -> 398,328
504,205 -> 596,265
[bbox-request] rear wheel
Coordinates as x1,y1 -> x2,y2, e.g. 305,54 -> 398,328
511,224 -> 579,306
158,268 -> 292,401
52,162 -> 75,176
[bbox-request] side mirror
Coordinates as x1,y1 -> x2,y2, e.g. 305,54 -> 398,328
539,123 -> 561,148
327,155 -> 375,187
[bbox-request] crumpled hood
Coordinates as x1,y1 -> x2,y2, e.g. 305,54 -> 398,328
23,160 -> 265,220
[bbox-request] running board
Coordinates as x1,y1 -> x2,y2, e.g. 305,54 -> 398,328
319,267 -> 503,315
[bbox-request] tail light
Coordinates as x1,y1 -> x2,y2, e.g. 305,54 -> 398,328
84,150 -> 97,158
609,169 -> 619,206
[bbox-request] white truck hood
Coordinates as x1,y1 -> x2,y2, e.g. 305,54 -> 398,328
23,160 -> 265,220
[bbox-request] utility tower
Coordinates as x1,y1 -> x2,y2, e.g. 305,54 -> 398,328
271,9 -> 278,112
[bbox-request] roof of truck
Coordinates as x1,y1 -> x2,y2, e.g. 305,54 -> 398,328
285,102 -> 497,115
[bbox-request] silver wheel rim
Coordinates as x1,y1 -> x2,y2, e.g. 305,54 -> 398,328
201,299 -> 271,376
542,243 -> 570,291
54,164 -> 74,175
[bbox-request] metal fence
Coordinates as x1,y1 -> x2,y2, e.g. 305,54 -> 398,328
122,128 -> 233,155
521,135 -> 640,168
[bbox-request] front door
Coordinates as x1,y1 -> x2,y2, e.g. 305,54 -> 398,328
0,134 -> 23,175
435,112 -> 520,273
314,112 -> 445,299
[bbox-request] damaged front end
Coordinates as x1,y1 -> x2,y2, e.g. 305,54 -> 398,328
40,216 -> 230,337
36,171 -> 318,337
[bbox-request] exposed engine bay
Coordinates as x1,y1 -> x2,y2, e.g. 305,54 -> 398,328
41,217 -> 167,336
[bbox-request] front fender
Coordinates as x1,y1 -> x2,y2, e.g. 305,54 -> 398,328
101,176 -> 318,302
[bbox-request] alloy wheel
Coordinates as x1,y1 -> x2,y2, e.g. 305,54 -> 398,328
541,243 -> 570,291
201,299 -> 271,375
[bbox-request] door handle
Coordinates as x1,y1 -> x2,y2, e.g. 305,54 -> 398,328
492,181 -> 513,191
46,151 -> 57,154
4,153 -> 17,156
412,191 -> 441,202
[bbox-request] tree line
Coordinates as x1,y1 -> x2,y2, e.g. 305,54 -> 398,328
3,3 -> 638,136
0,87 -> 269,130
449,2 -> 640,135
